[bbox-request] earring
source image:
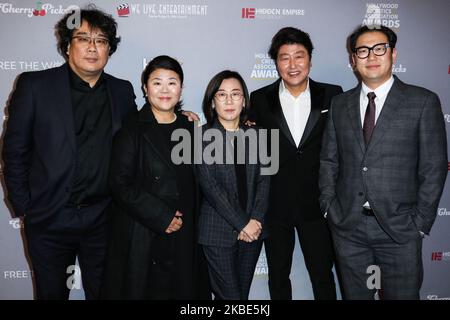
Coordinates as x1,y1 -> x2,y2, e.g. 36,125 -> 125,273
212,101 -> 215,109
243,102 -> 246,109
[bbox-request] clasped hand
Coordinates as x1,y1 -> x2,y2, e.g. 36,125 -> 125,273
165,211 -> 183,234
238,219 -> 262,242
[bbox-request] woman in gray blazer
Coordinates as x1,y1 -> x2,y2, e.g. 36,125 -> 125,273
197,70 -> 270,299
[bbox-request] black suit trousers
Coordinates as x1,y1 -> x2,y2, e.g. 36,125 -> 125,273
24,200 -> 110,300
264,217 -> 337,300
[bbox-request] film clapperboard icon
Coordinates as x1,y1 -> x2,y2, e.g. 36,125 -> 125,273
117,4 -> 130,17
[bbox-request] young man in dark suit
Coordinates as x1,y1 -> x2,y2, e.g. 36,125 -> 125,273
2,7 -> 137,299
249,27 -> 342,300
319,25 -> 447,299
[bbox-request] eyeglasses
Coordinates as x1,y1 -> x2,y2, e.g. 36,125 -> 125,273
215,92 -> 243,102
354,43 -> 390,59
72,35 -> 109,49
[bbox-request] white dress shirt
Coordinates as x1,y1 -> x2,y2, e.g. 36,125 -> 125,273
360,76 -> 394,209
359,76 -> 394,126
279,79 -> 311,147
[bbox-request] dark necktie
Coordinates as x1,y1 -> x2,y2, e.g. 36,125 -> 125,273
363,92 -> 376,145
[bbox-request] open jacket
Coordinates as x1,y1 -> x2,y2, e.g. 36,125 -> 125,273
197,120 -> 270,247
2,63 -> 136,225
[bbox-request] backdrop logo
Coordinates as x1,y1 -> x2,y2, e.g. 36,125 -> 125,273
143,57 -> 183,71
432,252 -> 442,261
364,4 -> 381,28
0,60 -> 63,72
363,3 -> 400,30
392,63 -> 406,73
9,218 -> 23,229
3,270 -> 33,279
427,295 -> 450,300
0,2 -> 76,17
347,62 -> 406,73
119,3 -> 207,19
241,7 -> 305,20
33,1 -> 46,16
242,8 -> 255,19
117,3 -> 130,17
431,251 -> 450,261
0,2 -> 34,16
251,53 -> 278,80
438,208 -> 450,216
254,252 -> 268,276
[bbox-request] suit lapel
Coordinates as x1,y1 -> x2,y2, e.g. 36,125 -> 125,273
299,79 -> 323,147
366,78 -> 404,153
346,85 -> 365,153
267,80 -> 296,147
54,64 -> 76,153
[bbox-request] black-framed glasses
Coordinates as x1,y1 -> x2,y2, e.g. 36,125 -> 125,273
72,35 -> 109,49
354,43 -> 390,59
214,91 -> 243,102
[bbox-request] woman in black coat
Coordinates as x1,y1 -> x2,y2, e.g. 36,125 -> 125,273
101,55 -> 210,299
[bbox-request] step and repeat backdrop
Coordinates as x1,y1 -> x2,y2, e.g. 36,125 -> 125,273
0,0 -> 449,300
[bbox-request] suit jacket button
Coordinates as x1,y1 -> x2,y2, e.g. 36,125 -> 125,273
297,150 -> 303,155
154,176 -> 160,181
362,167 -> 368,172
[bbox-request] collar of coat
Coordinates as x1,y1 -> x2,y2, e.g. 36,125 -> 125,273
138,103 -> 160,124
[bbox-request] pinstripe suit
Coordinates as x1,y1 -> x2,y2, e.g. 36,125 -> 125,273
197,121 -> 270,299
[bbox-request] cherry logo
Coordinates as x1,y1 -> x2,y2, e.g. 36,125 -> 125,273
33,1 -> 46,16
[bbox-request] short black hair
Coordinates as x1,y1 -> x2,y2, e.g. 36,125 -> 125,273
202,70 -> 249,125
268,27 -> 314,61
141,55 -> 184,111
55,4 -> 120,59
349,25 -> 397,53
